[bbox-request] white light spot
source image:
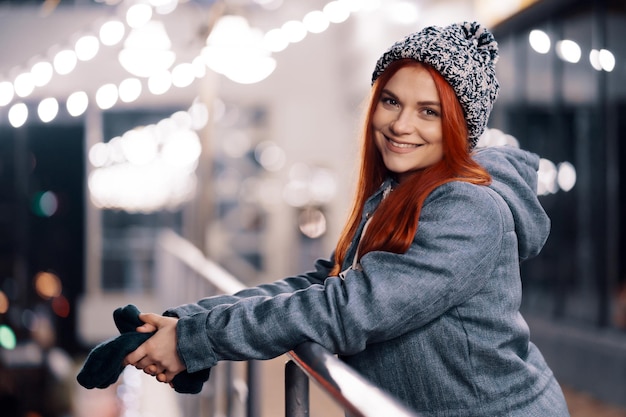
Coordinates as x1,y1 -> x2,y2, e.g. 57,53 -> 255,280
8,103 -> 28,128
38,97 -> 59,123
67,91 -> 89,117
95,83 -> 118,110
556,39 -> 581,64
529,29 -> 551,54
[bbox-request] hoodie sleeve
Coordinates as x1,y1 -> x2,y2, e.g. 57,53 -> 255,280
175,181 -> 506,373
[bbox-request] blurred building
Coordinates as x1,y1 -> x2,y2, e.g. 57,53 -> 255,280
488,0 -> 626,407
0,0 -> 624,416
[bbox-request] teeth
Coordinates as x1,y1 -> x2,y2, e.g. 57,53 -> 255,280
389,139 -> 418,148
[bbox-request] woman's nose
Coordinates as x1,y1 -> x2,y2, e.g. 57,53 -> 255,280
390,111 -> 415,135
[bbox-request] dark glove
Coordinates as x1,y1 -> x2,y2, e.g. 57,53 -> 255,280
76,304 -> 211,394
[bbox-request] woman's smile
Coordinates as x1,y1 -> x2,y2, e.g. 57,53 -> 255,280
385,136 -> 422,149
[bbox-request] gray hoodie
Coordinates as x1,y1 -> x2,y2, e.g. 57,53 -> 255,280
168,146 -> 570,416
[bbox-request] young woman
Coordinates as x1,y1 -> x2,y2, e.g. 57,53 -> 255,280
123,22 -> 570,416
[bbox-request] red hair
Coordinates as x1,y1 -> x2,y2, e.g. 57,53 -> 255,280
330,59 -> 491,276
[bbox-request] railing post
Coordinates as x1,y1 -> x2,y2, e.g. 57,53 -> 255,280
285,360 -> 309,417
225,361 -> 238,417
247,360 -> 261,417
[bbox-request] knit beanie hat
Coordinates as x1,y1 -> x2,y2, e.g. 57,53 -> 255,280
372,21 -> 499,148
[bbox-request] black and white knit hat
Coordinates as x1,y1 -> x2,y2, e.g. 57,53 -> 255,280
372,21 -> 499,148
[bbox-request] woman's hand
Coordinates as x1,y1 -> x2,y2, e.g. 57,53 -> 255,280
124,313 -> 187,383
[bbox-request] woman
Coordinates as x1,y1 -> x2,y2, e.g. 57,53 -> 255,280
124,22 -> 570,416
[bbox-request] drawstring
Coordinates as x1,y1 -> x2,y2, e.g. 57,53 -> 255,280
339,183 -> 392,279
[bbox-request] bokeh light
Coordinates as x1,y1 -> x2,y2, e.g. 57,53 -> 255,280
0,81 -> 14,106
34,271 -> 62,299
95,83 -> 119,109
32,191 -> 59,217
75,35 -> 100,61
38,97 -> 59,123
31,61 -> 54,87
263,28 -> 289,52
538,158 -> 559,195
8,102 -> 28,128
0,325 -> 16,350
67,91 -> 89,116
0,290 -> 9,314
556,39 -> 581,63
323,1 -> 350,23
171,63 -> 195,88
590,48 -> 615,72
281,20 -> 307,43
255,141 -> 286,172
118,77 -> 142,103
53,49 -> 78,75
14,72 -> 35,97
147,70 -> 172,95
298,206 -> 327,238
126,3 -> 153,28
121,129 -> 158,165
99,19 -> 125,46
119,21 -> 176,78
557,161 -> 577,192
52,295 -> 70,318
529,29 -> 551,54
303,10 -> 329,34
88,104 -> 204,212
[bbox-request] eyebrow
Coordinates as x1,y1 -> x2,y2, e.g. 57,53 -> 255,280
381,88 -> 441,107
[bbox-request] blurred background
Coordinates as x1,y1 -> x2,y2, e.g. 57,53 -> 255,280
0,0 -> 625,416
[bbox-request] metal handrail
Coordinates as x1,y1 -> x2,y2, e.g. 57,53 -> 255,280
287,342 -> 420,417
157,229 -> 421,417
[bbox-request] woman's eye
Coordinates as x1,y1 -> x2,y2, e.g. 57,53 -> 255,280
381,97 -> 398,107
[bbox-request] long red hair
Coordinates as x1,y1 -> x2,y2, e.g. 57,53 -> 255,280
330,59 -> 491,276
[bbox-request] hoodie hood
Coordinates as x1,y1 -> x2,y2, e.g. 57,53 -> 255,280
473,146 -> 550,261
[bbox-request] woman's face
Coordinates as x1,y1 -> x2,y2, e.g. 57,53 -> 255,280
372,64 -> 443,183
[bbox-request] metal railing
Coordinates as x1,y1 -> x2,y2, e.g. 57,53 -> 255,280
155,229 -> 420,417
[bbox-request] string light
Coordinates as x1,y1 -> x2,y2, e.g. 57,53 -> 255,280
529,29 -> 617,72
8,103 -> 28,128
38,97 -> 59,123
118,77 -> 142,103
1,0 -> 372,127
75,35 -> 100,61
13,72 -> 35,98
66,91 -> 89,117
95,83 -> 119,110
0,81 -> 14,106
99,19 -> 126,46
31,61 -> 54,87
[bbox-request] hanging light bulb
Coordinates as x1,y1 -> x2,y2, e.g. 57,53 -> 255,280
8,103 -> 28,128
67,91 -> 89,117
38,97 -> 59,123
202,15 -> 276,85
0,81 -> 15,106
118,20 -> 176,78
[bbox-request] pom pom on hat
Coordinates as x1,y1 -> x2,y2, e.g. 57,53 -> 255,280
372,21 -> 500,148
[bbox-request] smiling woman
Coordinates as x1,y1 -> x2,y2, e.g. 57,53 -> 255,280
83,21 -> 571,417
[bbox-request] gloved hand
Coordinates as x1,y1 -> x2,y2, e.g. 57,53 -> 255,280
76,304 -> 211,394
